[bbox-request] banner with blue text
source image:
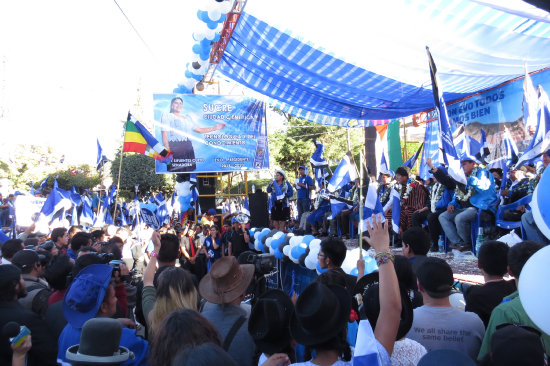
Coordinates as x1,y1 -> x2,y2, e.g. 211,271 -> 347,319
153,94 -> 269,173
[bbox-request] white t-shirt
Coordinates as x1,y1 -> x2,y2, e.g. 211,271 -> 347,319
290,339 -> 391,366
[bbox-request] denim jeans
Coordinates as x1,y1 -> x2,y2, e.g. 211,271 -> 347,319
297,198 -> 311,222
438,206 -> 478,246
521,210 -> 550,244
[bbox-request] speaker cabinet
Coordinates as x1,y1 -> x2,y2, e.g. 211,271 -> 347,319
248,191 -> 269,228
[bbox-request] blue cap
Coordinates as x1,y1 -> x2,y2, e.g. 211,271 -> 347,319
298,165 -> 306,170
207,208 -> 217,216
531,166 -> 550,240
231,216 -> 238,224
63,264 -> 113,329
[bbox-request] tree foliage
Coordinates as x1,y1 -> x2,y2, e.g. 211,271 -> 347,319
268,113 -> 364,181
111,153 -> 174,198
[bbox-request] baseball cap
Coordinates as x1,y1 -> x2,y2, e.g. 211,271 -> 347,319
207,208 -> 217,216
298,165 -> 306,170
63,264 -> 113,329
12,250 -> 44,271
416,257 -> 454,298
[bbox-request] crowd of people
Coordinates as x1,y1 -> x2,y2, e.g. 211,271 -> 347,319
0,149 -> 549,365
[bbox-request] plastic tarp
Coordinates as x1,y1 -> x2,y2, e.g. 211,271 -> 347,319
217,0 -> 550,127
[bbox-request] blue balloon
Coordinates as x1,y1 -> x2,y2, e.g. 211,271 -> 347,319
274,249 -> 283,260
364,256 -> 379,274
291,245 -> 305,261
173,86 -> 191,94
200,38 -> 211,49
206,20 -> 218,30
213,33 -> 221,42
302,235 -> 315,245
192,43 -> 202,55
216,14 -> 227,23
197,10 -> 210,23
350,268 -> 359,276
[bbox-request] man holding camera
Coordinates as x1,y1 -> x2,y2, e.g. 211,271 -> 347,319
12,250 -> 52,318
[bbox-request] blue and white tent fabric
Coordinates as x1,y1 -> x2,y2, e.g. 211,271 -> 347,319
218,1 -> 550,126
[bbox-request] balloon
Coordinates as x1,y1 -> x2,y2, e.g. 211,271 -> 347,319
350,268 -> 359,276
282,244 -> 292,257
519,246 -> 550,334
192,43 -> 202,55
305,255 -> 317,270
207,8 -> 222,22
364,256 -> 379,275
206,20 -> 219,30
290,244 -> 306,264
289,236 -> 303,248
274,249 -> 283,260
219,0 -> 233,13
316,263 -> 328,275
309,239 -> 321,249
302,235 -> 315,245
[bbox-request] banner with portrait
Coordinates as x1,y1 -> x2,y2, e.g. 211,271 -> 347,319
153,94 -> 269,173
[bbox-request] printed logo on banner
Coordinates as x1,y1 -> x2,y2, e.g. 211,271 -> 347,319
140,208 -> 160,230
152,94 -> 270,173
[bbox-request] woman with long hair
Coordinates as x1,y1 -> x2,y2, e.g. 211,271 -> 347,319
202,225 -> 222,272
266,170 -> 294,231
160,96 -> 225,172
142,232 -> 199,338
148,309 -> 222,366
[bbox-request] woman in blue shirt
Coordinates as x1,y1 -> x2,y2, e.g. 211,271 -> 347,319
267,170 -> 294,231
202,225 -> 222,272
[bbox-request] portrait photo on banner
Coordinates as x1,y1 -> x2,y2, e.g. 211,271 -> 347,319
152,94 -> 269,173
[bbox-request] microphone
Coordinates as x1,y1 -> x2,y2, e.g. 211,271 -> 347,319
2,321 -> 30,346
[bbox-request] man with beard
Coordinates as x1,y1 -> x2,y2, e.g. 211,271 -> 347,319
0,264 -> 58,365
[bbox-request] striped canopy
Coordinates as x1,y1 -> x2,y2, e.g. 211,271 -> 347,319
217,0 -> 550,127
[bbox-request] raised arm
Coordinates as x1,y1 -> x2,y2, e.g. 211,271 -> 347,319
362,214 -> 401,356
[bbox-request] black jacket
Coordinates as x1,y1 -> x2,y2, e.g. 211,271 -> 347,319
0,300 -> 58,365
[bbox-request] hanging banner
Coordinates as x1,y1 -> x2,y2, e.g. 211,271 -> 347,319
13,196 -> 46,227
445,69 -> 550,154
152,94 -> 269,173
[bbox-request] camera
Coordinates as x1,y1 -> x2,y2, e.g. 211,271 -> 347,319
237,251 -> 276,276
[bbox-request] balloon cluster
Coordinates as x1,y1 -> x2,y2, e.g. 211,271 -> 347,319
249,228 -> 379,277
173,0 -> 234,94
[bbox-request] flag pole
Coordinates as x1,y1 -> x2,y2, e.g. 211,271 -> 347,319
359,150 -> 364,259
112,121 -> 126,224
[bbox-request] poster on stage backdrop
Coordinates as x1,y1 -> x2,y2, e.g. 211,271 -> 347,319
152,94 -> 269,173
444,68 -> 550,158
14,196 -> 46,227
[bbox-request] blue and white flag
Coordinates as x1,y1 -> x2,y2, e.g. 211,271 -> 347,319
419,119 -> 440,180
523,65 -> 539,131
155,193 -> 168,225
475,129 -> 491,164
403,143 -> 423,170
352,320 -> 381,366
310,141 -> 330,188
327,152 -> 358,193
359,183 -> 386,234
391,188 -> 401,234
96,139 -> 103,167
517,87 -> 550,167
93,207 -> 106,227
39,186 -> 66,225
0,229 -> 10,244
242,197 -> 250,216
426,47 -> 467,184
70,205 -> 79,226
330,197 -> 354,220
40,177 -> 49,192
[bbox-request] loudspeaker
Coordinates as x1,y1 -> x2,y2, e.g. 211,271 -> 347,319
248,192 -> 269,228
197,177 -> 216,212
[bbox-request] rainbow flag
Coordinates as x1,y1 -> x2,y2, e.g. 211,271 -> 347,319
123,113 -> 171,162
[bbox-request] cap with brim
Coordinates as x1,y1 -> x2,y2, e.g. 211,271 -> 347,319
353,271 -> 379,296
275,169 -> 286,179
199,256 -> 255,304
482,323 -> 546,366
298,166 -> 306,170
63,264 -> 113,329
207,208 -> 217,216
418,349 -> 476,366
248,289 -> 294,355
12,250 -> 43,271
290,282 -> 352,346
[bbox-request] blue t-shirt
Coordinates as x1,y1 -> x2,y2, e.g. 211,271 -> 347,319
204,236 -> 222,261
296,175 -> 314,199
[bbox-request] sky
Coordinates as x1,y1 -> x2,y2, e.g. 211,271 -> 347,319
0,0 -> 547,165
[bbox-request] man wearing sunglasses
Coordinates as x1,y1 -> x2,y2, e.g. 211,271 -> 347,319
478,241 -> 550,361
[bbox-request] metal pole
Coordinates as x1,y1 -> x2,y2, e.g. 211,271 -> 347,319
112,152 -> 123,223
359,150 -> 364,257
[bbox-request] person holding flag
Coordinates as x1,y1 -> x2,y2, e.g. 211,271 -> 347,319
266,170 -> 294,231
521,150 -> 550,243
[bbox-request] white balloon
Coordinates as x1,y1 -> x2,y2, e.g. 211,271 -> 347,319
265,238 -> 273,252
305,255 -> 317,270
289,236 -> 303,248
282,244 -> 291,257
219,0 -> 234,14
272,231 -> 284,240
261,228 -> 270,233
309,239 -> 321,248
519,245 -> 550,335
208,8 -> 222,22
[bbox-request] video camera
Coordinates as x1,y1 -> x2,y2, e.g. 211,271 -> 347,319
237,251 -> 276,276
